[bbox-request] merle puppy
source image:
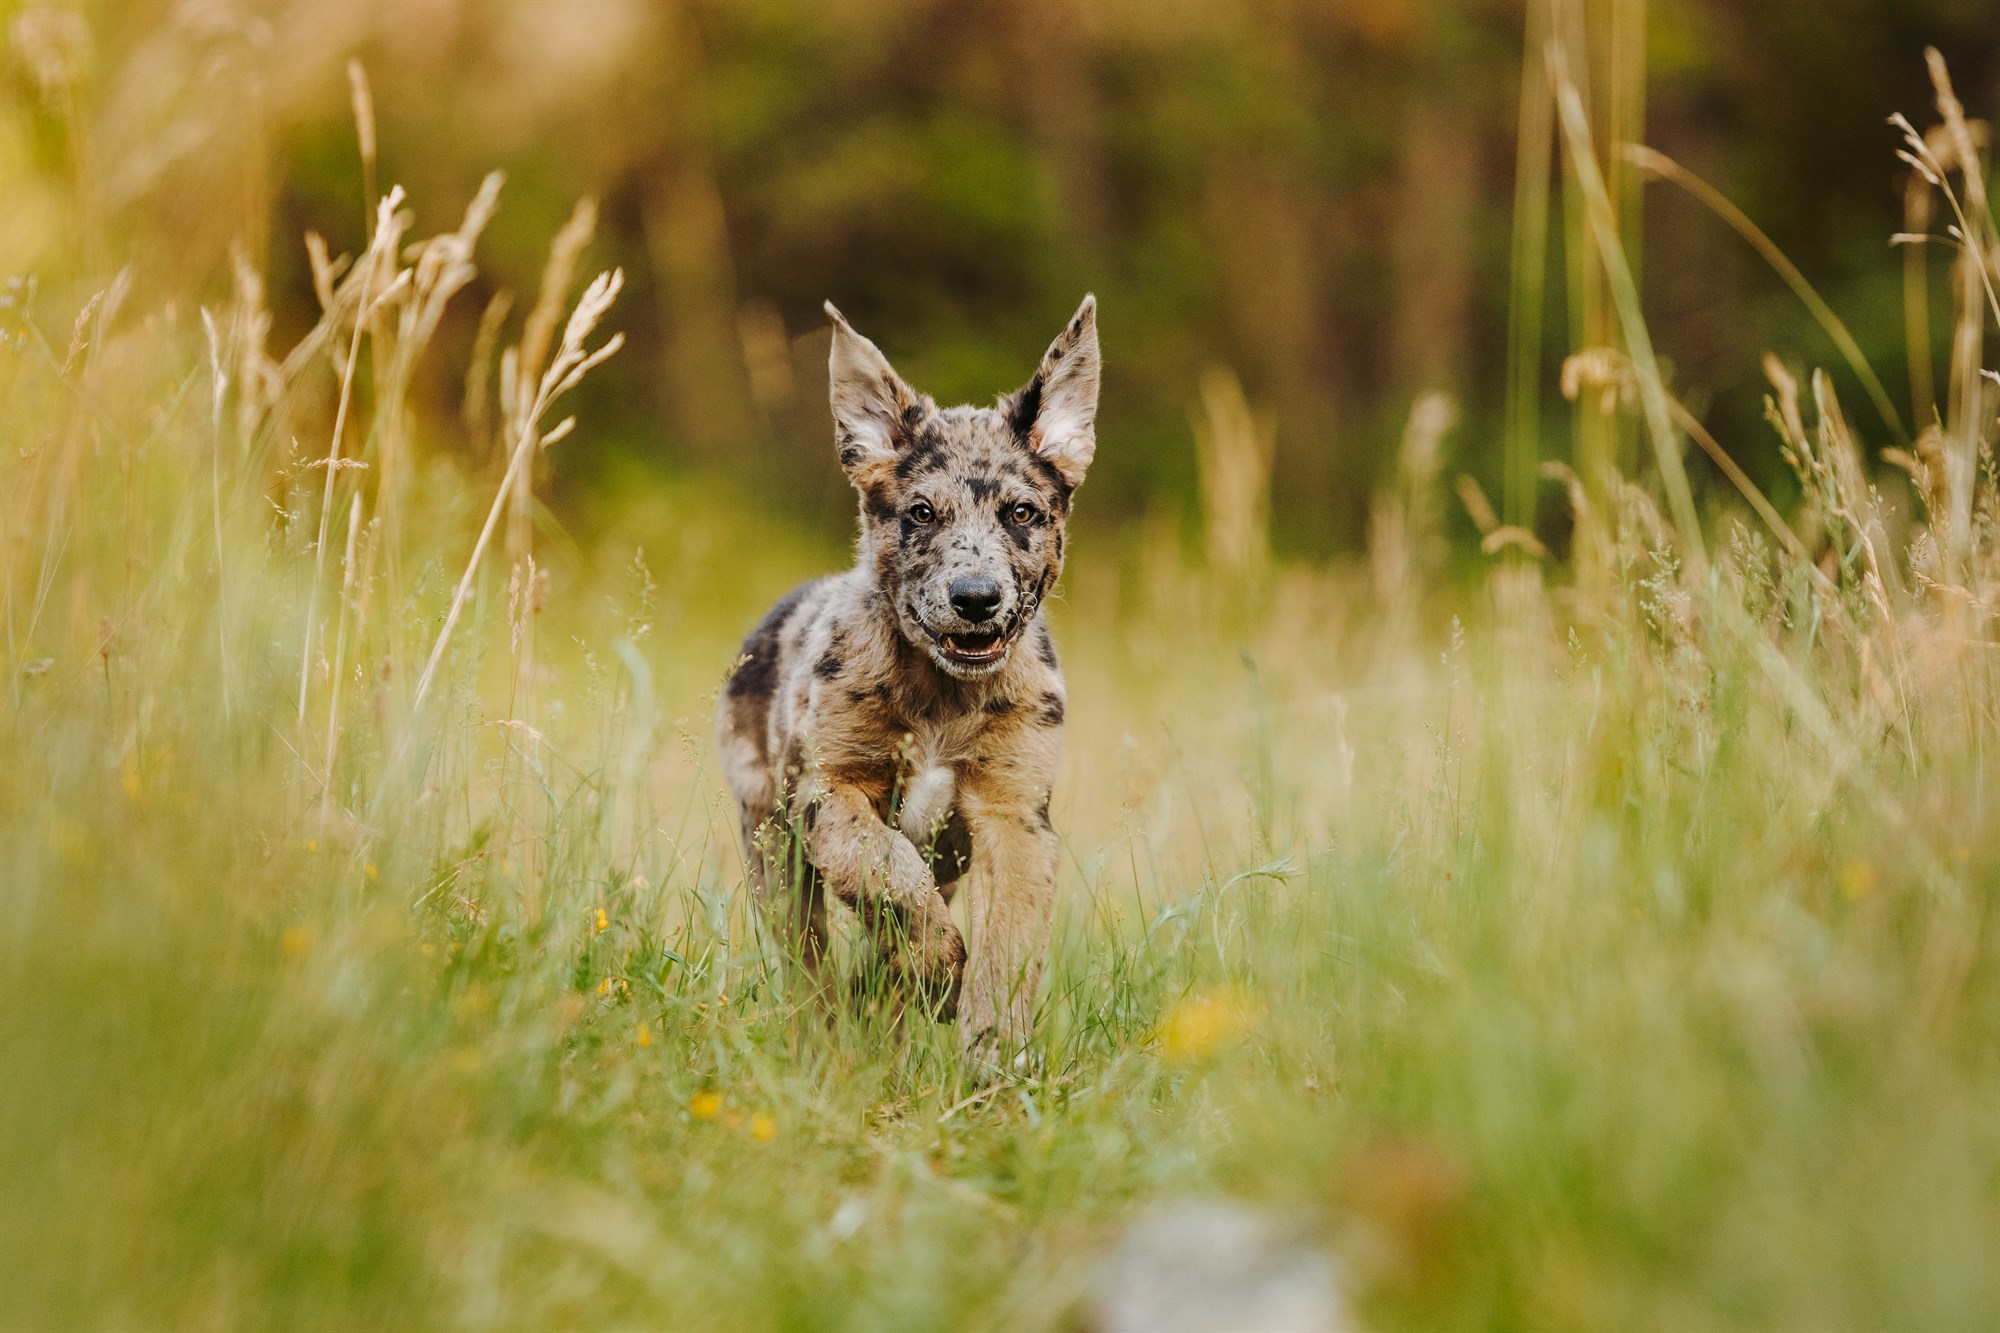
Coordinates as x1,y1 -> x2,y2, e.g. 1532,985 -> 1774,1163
717,296 -> 1100,1067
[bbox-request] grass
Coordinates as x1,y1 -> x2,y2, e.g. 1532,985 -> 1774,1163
5,29 -> 2000,1333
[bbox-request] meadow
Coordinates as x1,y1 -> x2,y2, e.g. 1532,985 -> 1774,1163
5,11 -> 2000,1332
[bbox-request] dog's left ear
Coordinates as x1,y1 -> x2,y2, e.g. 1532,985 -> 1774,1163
1006,294 -> 1100,490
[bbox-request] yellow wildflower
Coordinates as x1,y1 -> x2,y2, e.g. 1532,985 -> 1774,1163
1159,987 -> 1259,1064
636,1024 -> 653,1048
749,1113 -> 777,1142
1841,862 -> 1876,900
280,926 -> 312,958
594,908 -> 609,933
689,1090 -> 723,1120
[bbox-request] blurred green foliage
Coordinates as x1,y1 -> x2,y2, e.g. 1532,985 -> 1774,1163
5,0 -> 1998,553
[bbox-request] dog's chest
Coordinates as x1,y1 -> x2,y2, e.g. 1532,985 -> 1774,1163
800,679 -> 989,786
889,707 -> 988,781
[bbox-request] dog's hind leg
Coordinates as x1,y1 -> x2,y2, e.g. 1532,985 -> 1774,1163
748,810 -> 833,1009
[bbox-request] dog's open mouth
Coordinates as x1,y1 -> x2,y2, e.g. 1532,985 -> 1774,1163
938,628 -> 1008,666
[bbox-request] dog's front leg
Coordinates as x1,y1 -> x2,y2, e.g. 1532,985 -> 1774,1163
804,783 -> 965,1011
955,796 -> 1060,1069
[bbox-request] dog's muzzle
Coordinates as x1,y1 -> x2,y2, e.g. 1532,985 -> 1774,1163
917,570 -> 1052,672
923,598 -> 1032,670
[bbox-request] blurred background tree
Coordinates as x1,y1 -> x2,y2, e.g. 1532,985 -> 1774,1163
5,0 -> 1997,556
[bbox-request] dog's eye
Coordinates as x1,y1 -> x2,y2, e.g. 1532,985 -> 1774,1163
1008,502 -> 1039,525
909,501 -> 936,525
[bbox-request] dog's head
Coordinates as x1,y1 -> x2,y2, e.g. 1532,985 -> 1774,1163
825,296 -> 1100,680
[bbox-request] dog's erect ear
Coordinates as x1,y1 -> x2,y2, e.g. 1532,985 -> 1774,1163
1006,294 -> 1100,490
825,301 -> 921,487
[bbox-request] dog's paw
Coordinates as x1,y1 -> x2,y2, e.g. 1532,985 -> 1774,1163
917,900 -> 965,964
903,905 -> 965,1020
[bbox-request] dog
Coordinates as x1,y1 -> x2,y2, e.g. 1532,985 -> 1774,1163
716,295 -> 1100,1069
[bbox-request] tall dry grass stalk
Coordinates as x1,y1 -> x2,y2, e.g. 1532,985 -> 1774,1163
1893,55 -> 2000,570
1368,391 -> 1455,650
347,59 -> 377,220
1191,367 -> 1275,580
1902,151 -> 1940,427
411,223 -> 622,720
1516,0 -> 1654,526
297,186 -> 404,727
1550,41 -> 1705,571
503,197 -> 601,747
1553,0 -> 1610,497
1505,0 -> 1557,530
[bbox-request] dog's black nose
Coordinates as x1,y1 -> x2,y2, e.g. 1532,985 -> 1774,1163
948,576 -> 1003,624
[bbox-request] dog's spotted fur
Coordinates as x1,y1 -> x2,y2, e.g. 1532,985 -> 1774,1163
718,296 -> 1100,1065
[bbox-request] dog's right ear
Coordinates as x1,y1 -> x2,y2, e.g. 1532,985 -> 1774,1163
825,301 -> 921,488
